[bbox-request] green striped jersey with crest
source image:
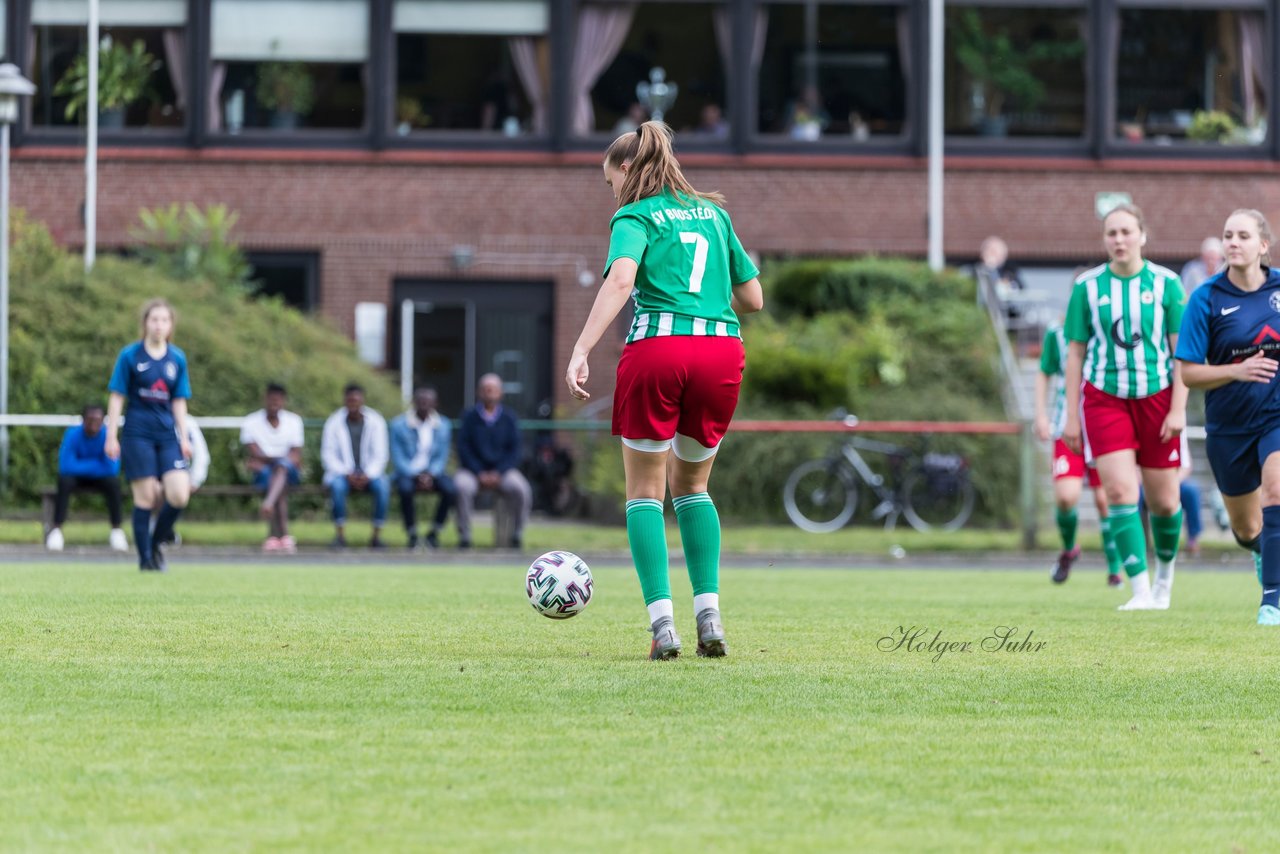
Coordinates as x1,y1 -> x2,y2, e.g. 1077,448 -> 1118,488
604,190 -> 759,344
1064,261 -> 1185,399
1038,325 -> 1069,438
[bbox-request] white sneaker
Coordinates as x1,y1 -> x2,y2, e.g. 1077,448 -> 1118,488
108,528 -> 129,552
1151,581 -> 1172,610
1118,592 -> 1159,611
45,528 -> 64,552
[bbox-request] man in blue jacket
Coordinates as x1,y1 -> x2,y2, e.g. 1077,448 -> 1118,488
390,386 -> 456,549
46,403 -> 128,552
455,373 -> 532,549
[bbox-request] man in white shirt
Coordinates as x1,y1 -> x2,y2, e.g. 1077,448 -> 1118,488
321,383 -> 390,549
241,383 -> 305,553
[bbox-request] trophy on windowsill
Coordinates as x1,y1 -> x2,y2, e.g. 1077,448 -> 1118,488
636,67 -> 677,123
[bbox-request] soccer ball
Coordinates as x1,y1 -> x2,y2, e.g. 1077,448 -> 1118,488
525,551 -> 593,619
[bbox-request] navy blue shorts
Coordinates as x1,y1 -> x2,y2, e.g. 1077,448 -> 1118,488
1206,425 -> 1280,497
121,434 -> 187,482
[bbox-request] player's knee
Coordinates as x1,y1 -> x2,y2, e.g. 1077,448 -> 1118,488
1234,526 -> 1262,550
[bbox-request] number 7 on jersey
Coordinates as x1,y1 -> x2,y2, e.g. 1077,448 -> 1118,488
680,232 -> 709,293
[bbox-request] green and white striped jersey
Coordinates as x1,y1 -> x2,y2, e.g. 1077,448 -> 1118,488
604,190 -> 759,344
1039,325 -> 1068,438
1064,261 -> 1185,399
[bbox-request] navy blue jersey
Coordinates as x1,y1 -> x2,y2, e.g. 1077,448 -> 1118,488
1175,268 -> 1280,436
107,341 -> 192,441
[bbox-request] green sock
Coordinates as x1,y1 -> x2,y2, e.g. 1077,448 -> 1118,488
1055,507 -> 1079,552
1108,504 -> 1146,578
674,492 -> 721,597
626,498 -> 669,605
1099,517 -> 1122,575
1150,510 -> 1183,563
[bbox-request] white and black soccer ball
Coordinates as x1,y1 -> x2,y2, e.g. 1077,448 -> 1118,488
525,551 -> 593,619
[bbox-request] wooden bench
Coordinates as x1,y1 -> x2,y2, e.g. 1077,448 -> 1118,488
40,483 -> 324,535
40,482 -> 512,542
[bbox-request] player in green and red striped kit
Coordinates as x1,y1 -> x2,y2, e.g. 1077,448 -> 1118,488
1035,322 -> 1120,586
565,121 -> 763,660
1063,203 -> 1189,611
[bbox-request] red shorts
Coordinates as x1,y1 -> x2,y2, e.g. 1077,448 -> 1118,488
1081,383 -> 1181,469
612,336 -> 745,448
1053,438 -> 1101,488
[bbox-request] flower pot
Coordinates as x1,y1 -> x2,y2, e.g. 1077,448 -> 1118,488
270,110 -> 299,130
98,108 -> 125,129
978,115 -> 1008,137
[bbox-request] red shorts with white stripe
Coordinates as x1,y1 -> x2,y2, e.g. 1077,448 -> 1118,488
612,336 -> 745,448
1081,383 -> 1181,468
1052,438 -> 1101,487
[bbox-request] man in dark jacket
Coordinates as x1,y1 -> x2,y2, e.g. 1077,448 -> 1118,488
46,403 -> 128,552
455,373 -> 532,549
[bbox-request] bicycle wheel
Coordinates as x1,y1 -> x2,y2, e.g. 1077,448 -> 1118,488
901,470 -> 975,532
783,460 -> 858,533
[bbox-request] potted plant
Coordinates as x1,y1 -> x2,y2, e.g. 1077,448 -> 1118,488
255,62 -> 316,129
951,10 -> 1083,136
395,96 -> 431,136
54,36 -> 158,128
1186,110 -> 1237,143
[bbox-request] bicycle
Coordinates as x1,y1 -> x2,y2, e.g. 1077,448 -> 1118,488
782,416 -> 976,533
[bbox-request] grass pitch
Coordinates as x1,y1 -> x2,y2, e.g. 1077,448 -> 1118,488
1,559 -> 1276,852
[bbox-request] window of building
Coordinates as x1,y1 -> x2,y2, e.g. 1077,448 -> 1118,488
245,252 -> 320,311
944,6 -> 1086,138
210,0 -> 368,133
758,2 -> 909,141
574,1 -> 728,138
393,1 -> 549,137
30,0 -> 187,130
1114,7 -> 1267,147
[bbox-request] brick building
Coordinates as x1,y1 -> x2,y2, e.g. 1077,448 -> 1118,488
10,0 -> 1280,414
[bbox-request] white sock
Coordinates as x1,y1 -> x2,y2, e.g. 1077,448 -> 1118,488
1155,559 -> 1175,586
693,592 -> 719,614
1130,571 -> 1152,598
647,598 -> 674,625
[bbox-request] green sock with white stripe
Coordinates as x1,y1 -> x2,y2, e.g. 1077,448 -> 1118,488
1099,517 -> 1122,575
1108,504 -> 1147,578
673,492 -> 720,598
626,498 -> 670,605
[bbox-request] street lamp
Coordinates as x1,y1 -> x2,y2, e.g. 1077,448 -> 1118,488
0,64 -> 36,489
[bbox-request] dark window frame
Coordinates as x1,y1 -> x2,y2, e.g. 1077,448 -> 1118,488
8,0 -> 1280,163
245,250 -> 321,312
1098,0 -> 1275,160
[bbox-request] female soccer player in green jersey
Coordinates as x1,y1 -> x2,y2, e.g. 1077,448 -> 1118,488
565,121 -> 764,660
1062,204 -> 1188,611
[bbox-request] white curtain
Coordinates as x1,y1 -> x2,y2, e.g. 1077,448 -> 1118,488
207,62 -> 226,131
571,3 -> 635,135
1239,12 -> 1267,128
161,28 -> 186,111
712,6 -> 767,71
509,37 -> 548,133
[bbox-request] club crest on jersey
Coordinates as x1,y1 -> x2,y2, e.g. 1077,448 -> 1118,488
165,362 -> 177,380
1270,292 -> 1280,313
1140,290 -> 1154,305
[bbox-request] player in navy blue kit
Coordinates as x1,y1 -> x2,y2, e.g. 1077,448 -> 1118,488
104,299 -> 193,571
1175,209 -> 1280,624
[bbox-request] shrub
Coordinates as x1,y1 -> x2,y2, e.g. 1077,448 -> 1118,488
6,213 -> 401,504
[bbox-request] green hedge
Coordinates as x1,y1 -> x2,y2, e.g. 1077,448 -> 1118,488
6,214 -> 402,504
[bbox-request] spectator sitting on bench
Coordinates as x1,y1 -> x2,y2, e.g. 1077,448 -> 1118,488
321,383 -> 390,549
455,373 -> 532,549
46,403 -> 128,552
241,383 -> 305,553
390,386 -> 456,550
